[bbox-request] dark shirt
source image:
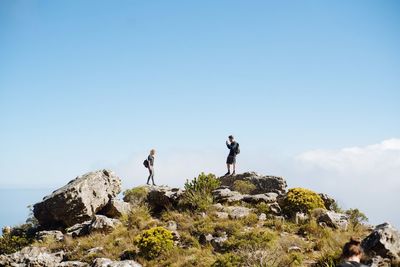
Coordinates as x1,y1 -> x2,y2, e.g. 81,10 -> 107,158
337,261 -> 368,267
226,141 -> 238,156
148,155 -> 154,167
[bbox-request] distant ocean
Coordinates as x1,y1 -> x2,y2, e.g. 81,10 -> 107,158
0,188 -> 50,230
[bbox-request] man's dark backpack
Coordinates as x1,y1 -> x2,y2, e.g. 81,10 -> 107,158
235,143 -> 240,155
143,159 -> 149,168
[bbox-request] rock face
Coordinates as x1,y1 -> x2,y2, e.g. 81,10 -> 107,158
99,198 -> 132,218
146,186 -> 184,211
33,170 -> 121,228
319,193 -> 337,211
212,188 -> 244,203
219,172 -> 287,195
317,211 -> 349,230
66,215 -> 121,237
224,206 -> 251,219
0,246 -> 64,267
91,258 -> 142,267
362,223 -> 400,262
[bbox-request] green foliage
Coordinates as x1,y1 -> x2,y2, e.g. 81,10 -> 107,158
0,227 -> 32,254
283,188 -> 325,217
232,180 -> 256,194
212,253 -> 242,267
255,202 -> 270,215
134,227 -> 174,260
121,205 -> 155,230
123,186 -> 149,205
345,208 -> 368,228
179,173 -> 221,211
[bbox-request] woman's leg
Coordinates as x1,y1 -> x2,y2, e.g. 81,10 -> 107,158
147,168 -> 152,185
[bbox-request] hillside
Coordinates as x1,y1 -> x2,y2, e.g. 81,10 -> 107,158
0,170 -> 399,267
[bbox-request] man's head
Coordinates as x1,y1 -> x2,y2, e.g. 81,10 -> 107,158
228,135 -> 234,142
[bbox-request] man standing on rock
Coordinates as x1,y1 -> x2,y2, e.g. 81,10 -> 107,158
144,149 -> 156,186
225,135 -> 240,176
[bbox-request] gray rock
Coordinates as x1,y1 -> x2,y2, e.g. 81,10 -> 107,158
146,186 -> 184,211
242,193 -> 278,204
362,223 -> 400,262
212,188 -> 243,203
317,211 -> 349,230
210,232 -> 228,251
57,261 -> 90,267
87,247 -> 104,254
99,199 -> 131,218
66,215 -> 121,237
224,206 -> 251,219
287,246 -> 302,253
258,213 -> 267,221
165,220 -> 178,231
36,230 -> 64,242
219,172 -> 287,195
33,170 -> 121,228
368,256 -> 391,267
295,212 -> 309,225
215,211 -> 229,219
319,193 -> 337,211
199,233 -> 214,244
0,246 -> 64,267
91,258 -> 142,267
267,202 -> 282,215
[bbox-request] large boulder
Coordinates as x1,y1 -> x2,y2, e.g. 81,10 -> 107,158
219,172 -> 287,195
66,215 -> 121,238
212,188 -> 244,203
36,230 -> 64,242
99,198 -> 132,218
317,211 -> 349,230
0,246 -> 64,267
33,170 -> 121,229
242,193 -> 278,204
362,223 -> 400,262
224,206 -> 251,219
146,186 -> 184,211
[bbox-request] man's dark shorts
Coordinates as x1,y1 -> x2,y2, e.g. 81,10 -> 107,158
226,155 -> 236,164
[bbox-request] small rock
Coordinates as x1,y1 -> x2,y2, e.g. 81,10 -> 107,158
66,215 -> 121,237
295,212 -> 309,225
259,213 -> 267,221
87,247 -> 104,254
58,261 -> 90,267
368,255 -> 392,267
91,258 -> 142,267
287,246 -> 302,253
224,206 -> 251,219
215,212 -> 229,219
199,233 -> 214,244
36,230 -> 64,242
165,220 -> 177,231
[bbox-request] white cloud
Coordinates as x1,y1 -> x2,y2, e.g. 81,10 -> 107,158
295,138 -> 400,227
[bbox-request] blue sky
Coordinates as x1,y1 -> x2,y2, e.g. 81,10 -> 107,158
0,1 -> 399,227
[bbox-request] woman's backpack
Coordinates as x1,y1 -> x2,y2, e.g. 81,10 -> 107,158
143,159 -> 149,168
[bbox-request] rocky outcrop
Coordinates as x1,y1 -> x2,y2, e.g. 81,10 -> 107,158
36,230 -> 64,242
362,223 -> 400,262
99,199 -> 132,218
317,211 -> 349,230
146,186 -> 184,211
0,246 -> 64,267
91,258 -> 142,267
33,170 -> 121,229
242,193 -> 278,204
66,215 -> 121,237
219,172 -> 287,195
58,261 -> 90,267
224,206 -> 251,219
212,188 -> 243,203
319,193 -> 337,211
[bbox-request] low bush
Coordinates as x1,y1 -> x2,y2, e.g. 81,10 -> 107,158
283,188 -> 325,217
212,253 -> 243,267
134,227 -> 174,260
123,186 -> 149,206
232,180 -> 256,194
345,208 -> 368,228
179,173 -> 221,211
0,232 -> 32,254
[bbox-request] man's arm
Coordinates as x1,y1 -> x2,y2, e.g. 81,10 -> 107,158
226,141 -> 232,149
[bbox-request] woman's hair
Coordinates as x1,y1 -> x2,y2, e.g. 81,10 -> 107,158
150,149 -> 156,154
342,237 -> 363,258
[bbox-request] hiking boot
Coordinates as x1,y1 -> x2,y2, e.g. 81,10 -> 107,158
232,171 -> 236,175
225,172 -> 231,176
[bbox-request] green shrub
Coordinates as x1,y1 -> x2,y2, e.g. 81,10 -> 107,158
134,227 -> 174,259
255,202 -> 270,215
123,186 -> 149,205
212,253 -> 243,267
345,208 -> 368,228
232,180 -> 256,194
0,229 -> 32,254
121,205 -> 154,230
179,173 -> 221,211
283,188 -> 325,217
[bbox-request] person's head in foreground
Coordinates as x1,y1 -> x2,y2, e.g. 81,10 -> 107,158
338,237 -> 367,267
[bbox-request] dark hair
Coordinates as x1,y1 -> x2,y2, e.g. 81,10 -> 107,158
228,135 -> 234,139
342,237 -> 363,258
